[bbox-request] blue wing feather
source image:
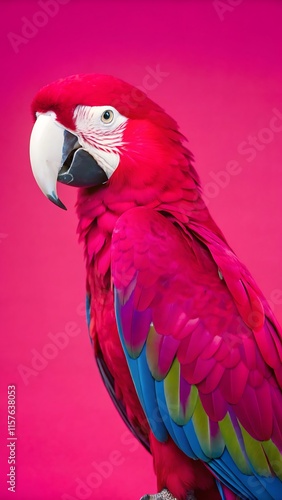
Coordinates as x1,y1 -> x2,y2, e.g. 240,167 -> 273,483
115,289 -> 168,442
115,286 -> 282,499
112,209 -> 282,500
155,380 -> 196,458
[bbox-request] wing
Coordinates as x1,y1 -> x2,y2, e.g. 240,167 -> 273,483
111,207 -> 282,500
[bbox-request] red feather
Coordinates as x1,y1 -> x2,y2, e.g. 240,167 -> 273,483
32,74 -> 282,499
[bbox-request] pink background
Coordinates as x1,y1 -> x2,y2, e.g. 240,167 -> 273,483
0,1 -> 282,499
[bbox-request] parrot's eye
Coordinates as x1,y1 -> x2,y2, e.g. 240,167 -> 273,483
101,109 -> 114,124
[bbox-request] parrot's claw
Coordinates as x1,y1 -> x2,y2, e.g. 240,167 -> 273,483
139,490 -> 177,500
140,489 -> 196,500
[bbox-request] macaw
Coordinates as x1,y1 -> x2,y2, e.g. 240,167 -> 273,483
29,74 -> 282,500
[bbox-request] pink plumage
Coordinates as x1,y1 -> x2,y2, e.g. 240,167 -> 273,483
30,74 -> 282,500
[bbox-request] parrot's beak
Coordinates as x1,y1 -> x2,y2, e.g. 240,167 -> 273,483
29,114 -> 108,210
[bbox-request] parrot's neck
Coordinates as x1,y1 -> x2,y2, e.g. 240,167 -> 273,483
76,173 -> 225,279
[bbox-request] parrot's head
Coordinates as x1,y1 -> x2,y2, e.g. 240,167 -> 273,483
30,73 -> 197,210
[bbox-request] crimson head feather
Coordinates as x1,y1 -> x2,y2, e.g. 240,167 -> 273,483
30,73 -> 198,210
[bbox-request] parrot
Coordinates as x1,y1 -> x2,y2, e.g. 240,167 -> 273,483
29,74 -> 282,500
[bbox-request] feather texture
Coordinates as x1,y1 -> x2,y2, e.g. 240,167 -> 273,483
32,73 -> 282,500
112,207 -> 282,499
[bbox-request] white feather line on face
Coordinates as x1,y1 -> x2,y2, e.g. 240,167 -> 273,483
74,105 -> 128,178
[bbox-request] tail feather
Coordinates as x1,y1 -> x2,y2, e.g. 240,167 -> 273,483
216,480 -> 241,500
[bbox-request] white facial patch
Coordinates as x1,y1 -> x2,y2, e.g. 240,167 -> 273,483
73,105 -> 128,178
